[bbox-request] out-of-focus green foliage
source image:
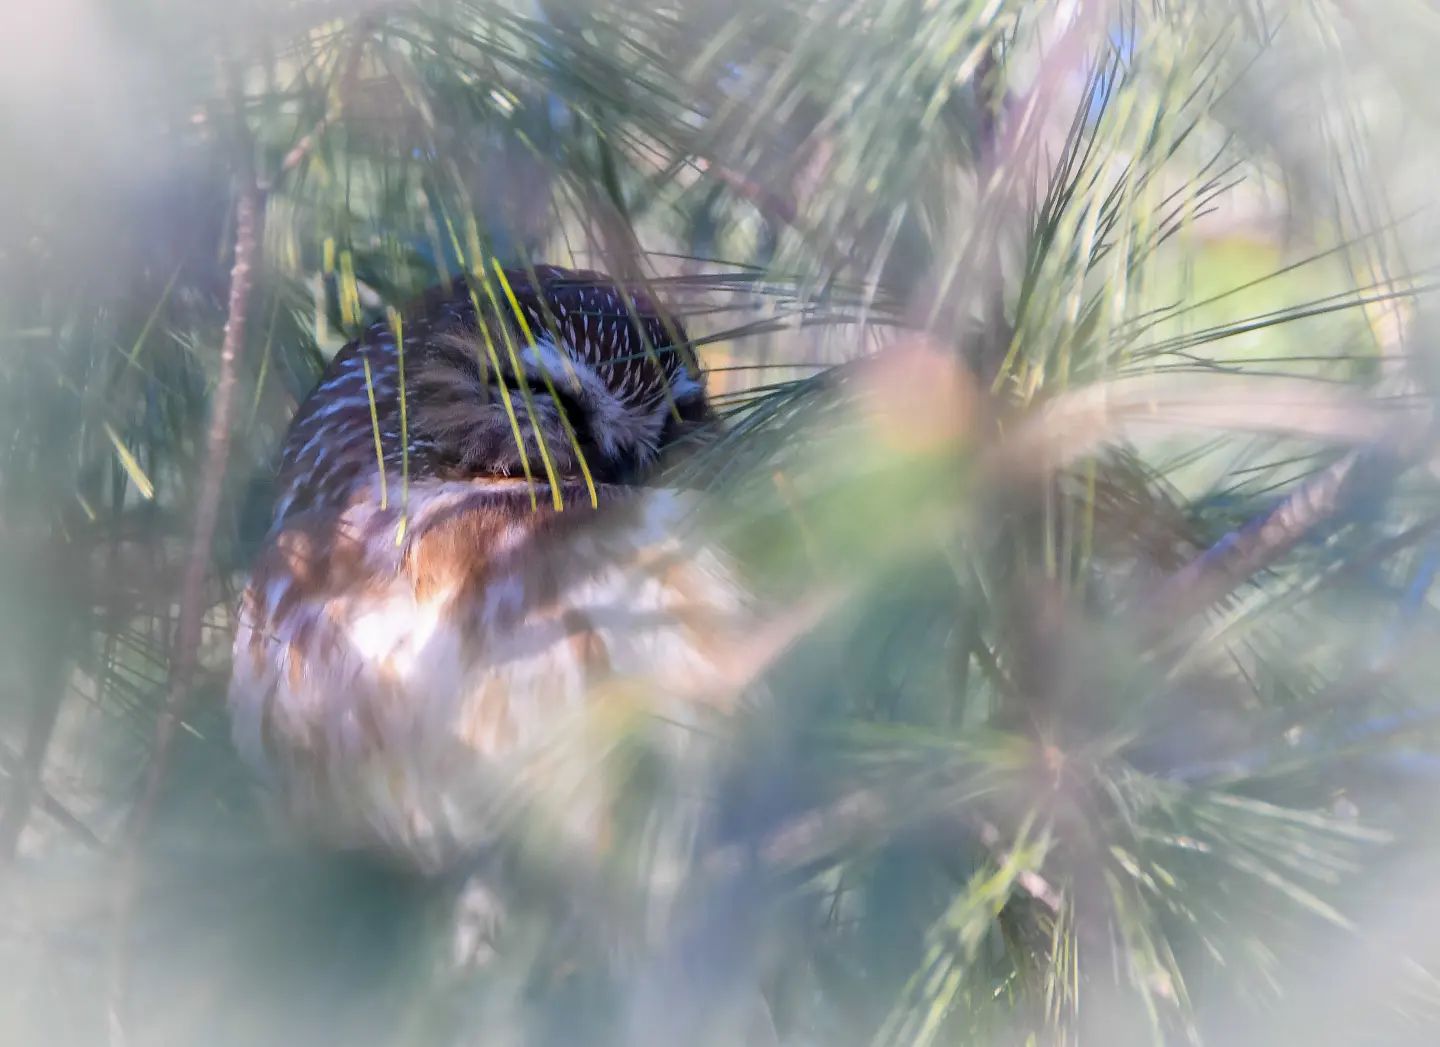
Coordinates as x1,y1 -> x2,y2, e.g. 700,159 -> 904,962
7,1 -> 1440,1044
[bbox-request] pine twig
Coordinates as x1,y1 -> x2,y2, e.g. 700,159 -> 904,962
702,785 -> 1061,914
128,174 -> 263,837
106,151 -> 265,1042
1145,448 -> 1369,628
276,21 -> 371,180
1144,421 -> 1431,633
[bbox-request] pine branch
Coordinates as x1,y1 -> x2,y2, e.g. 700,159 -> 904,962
1144,425 -> 1432,634
1145,447 -> 1369,627
127,174 -> 263,838
275,19 -> 372,181
106,86 -> 266,1037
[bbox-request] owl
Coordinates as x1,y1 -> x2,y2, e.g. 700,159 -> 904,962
228,265 -> 749,880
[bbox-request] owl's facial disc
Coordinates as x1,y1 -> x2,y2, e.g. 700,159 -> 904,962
414,332 -> 708,487
517,337 -> 655,463
499,335 -> 708,484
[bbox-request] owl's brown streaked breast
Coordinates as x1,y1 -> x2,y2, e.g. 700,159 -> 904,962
231,265 -> 738,874
229,478 -> 749,873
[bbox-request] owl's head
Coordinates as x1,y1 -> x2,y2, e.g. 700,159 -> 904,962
272,267 -> 712,527
406,268 -> 713,486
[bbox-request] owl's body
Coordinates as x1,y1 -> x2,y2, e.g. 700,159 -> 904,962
229,267 -> 743,874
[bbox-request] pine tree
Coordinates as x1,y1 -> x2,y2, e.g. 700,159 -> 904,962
5,1 -> 1440,1043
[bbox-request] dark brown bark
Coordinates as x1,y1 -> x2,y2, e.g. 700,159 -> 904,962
1145,449 -> 1366,629
127,177 -> 264,839
1144,428 -> 1427,637
107,173 -> 265,1039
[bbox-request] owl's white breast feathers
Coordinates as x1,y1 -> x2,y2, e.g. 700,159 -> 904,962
229,480 -> 749,872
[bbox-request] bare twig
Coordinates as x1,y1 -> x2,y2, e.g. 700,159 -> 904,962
107,113 -> 266,1040
127,180 -> 263,842
702,785 -> 1061,914
1143,424 -> 1429,634
691,159 -> 852,276
976,818 -> 1062,913
275,22 -> 371,181
1145,448 -> 1369,628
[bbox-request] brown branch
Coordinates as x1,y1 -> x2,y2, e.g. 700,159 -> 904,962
276,23 -> 371,180
693,157 -> 852,276
1144,449 -> 1367,628
1144,415 -> 1432,634
107,153 -> 265,1037
129,177 -> 263,841
701,785 -> 1061,914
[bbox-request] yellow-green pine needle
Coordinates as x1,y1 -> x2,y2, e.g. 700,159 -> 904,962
123,260 -> 184,371
477,262 -> 565,512
493,261 -> 599,510
362,355 -> 388,511
388,306 -> 411,543
436,208 -> 540,511
339,249 -> 361,329
103,422 -> 155,501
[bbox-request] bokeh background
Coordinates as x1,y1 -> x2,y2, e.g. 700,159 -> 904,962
7,1 -> 1440,1043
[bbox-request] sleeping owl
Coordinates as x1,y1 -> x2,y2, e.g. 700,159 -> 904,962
229,265 -> 749,880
